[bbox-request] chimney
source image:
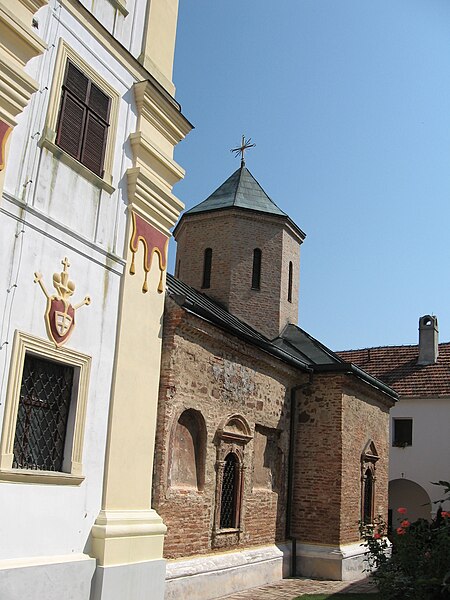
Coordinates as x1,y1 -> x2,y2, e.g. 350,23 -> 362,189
418,315 -> 439,365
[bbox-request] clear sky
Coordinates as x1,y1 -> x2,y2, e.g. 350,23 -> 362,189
170,0 -> 450,351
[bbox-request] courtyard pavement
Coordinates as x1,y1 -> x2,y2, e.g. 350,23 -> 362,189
219,577 -> 377,599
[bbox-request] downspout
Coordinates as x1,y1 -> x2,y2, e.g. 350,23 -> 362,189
286,373 -> 313,577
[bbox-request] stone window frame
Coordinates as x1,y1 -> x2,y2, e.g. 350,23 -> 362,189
168,407 -> 207,492
213,414 -> 252,539
0,331 -> 91,485
39,39 -> 120,194
361,439 -> 379,525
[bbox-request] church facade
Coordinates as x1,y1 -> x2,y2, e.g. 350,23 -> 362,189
154,164 -> 397,599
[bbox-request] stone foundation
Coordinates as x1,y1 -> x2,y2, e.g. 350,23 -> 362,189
165,544 -> 291,600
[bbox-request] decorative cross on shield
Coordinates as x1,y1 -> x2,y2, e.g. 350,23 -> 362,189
34,257 -> 91,347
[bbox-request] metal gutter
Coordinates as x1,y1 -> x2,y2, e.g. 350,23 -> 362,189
313,362 -> 398,401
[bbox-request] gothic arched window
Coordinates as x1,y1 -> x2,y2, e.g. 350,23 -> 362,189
202,248 -> 212,289
252,248 -> 262,290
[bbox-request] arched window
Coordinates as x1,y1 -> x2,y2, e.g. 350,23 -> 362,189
169,409 -> 206,490
361,440 -> 379,525
202,248 -> 212,289
214,414 -> 252,537
220,453 -> 239,528
287,261 -> 293,303
363,468 -> 374,524
251,248 -> 262,290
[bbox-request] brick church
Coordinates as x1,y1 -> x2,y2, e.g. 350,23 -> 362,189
153,160 -> 397,599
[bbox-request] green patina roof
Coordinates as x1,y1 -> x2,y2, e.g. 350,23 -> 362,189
184,165 -> 287,217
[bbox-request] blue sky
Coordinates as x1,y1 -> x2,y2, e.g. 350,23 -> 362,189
171,1 -> 450,350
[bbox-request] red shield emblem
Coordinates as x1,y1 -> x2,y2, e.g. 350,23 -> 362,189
46,298 -> 75,347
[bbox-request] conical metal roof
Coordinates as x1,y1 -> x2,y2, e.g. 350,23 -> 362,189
184,166 -> 287,217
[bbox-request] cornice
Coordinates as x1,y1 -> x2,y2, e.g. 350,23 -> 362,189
134,80 -> 193,147
127,166 -> 184,236
0,52 -> 39,125
0,2 -> 47,66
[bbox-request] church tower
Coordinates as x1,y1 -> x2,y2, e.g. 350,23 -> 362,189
173,160 -> 305,339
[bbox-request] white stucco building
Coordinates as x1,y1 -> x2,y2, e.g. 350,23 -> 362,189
0,1 -> 191,598
339,315 -> 450,529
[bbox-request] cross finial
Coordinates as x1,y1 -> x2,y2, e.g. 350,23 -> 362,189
61,257 -> 70,272
231,135 -> 256,167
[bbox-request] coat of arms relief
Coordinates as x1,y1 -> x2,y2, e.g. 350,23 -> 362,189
34,257 -> 91,347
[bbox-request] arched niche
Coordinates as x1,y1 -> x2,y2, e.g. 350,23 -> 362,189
169,408 -> 207,491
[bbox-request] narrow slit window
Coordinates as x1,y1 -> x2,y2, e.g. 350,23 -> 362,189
220,452 -> 239,529
252,248 -> 262,290
363,468 -> 374,524
288,261 -> 293,303
202,248 -> 212,289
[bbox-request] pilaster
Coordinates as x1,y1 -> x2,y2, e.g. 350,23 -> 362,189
90,79 -> 191,600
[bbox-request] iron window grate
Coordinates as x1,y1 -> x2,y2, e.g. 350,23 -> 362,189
220,453 -> 238,528
13,355 -> 74,472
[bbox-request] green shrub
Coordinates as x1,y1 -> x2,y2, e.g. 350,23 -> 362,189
360,503 -> 450,600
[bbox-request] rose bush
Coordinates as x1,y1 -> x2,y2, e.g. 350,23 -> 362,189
360,504 -> 450,600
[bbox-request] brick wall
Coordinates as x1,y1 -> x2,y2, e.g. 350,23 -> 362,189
291,374 -> 344,545
340,382 -> 391,544
290,373 -> 392,547
174,209 -> 302,339
154,297 -> 305,559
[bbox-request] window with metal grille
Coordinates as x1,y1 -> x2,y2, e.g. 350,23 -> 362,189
220,452 -> 238,529
363,468 -> 374,524
202,248 -> 212,289
12,354 -> 74,472
251,248 -> 261,290
56,60 -> 111,177
393,418 -> 412,447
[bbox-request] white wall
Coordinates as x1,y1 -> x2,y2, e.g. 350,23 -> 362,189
0,0 -> 141,562
389,396 -> 450,515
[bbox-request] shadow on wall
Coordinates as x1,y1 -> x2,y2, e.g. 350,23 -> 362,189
389,478 -> 431,527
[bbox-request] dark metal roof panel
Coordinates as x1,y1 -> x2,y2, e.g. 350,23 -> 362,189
185,166 -> 287,217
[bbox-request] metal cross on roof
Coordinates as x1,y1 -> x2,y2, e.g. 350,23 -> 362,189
231,135 -> 256,167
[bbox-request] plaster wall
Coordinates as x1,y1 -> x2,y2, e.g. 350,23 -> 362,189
0,206 -> 123,560
0,0 -> 134,566
389,396 -> 450,514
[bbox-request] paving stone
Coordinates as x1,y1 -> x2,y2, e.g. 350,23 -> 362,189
219,577 -> 377,599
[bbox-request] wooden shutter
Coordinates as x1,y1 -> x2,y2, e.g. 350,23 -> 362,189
81,114 -> 107,177
56,60 -> 111,177
56,94 -> 86,160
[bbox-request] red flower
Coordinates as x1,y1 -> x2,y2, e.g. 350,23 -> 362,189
442,511 -> 450,518
397,507 -> 407,515
401,520 -> 410,528
374,532 -> 382,539
396,527 -> 406,535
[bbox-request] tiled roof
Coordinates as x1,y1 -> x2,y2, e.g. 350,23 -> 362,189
337,343 -> 450,397
184,166 -> 287,217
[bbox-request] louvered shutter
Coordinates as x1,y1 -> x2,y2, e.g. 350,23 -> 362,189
56,60 -> 111,177
81,114 -> 107,177
56,94 -> 86,160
